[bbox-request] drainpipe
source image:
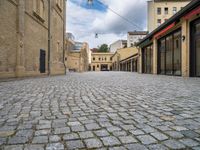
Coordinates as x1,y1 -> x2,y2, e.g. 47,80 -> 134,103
63,0 -> 67,75
48,0 -> 51,76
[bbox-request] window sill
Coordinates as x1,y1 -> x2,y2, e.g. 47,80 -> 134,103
33,11 -> 45,23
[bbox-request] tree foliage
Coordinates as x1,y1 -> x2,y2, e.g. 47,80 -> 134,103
98,44 -> 109,52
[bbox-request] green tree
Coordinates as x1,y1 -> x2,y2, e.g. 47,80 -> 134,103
98,44 -> 109,52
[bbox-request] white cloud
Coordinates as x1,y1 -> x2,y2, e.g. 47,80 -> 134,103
66,0 -> 147,48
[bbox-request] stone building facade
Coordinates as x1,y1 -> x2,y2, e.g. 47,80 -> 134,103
148,0 -> 191,32
137,0 -> 200,77
91,53 -> 114,71
66,42 -> 89,72
0,0 -> 66,78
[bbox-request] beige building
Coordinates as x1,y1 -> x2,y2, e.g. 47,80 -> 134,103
112,47 -> 138,72
91,53 -> 114,71
127,31 -> 148,47
148,0 -> 191,32
137,0 -> 200,77
109,40 -> 127,53
0,0 -> 66,78
66,42 -> 89,72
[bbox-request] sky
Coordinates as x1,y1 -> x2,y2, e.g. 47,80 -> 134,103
66,0 -> 148,48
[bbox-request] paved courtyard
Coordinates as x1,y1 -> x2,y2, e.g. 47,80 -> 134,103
0,72 -> 200,150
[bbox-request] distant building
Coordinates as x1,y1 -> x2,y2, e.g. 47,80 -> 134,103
148,0 -> 191,32
109,40 -> 127,53
66,42 -> 89,72
127,31 -> 148,47
91,53 -> 114,71
112,47 -> 138,72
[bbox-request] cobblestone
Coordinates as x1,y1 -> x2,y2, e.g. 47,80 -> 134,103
0,72 -> 200,149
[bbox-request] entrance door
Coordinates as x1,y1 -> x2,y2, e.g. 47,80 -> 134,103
101,64 -> 108,71
40,49 -> 46,73
191,19 -> 200,77
93,66 -> 95,71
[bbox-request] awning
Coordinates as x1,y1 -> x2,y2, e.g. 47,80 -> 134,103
154,22 -> 176,39
184,6 -> 200,20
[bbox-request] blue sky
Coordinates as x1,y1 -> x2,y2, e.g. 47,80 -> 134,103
69,0 -> 107,12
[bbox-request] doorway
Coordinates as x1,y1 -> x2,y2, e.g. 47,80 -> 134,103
190,18 -> 200,77
101,64 -> 108,71
40,49 -> 46,73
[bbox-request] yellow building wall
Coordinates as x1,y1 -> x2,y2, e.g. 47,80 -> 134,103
91,53 -> 113,71
148,0 -> 191,32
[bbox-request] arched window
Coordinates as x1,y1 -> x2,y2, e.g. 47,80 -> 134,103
39,0 -> 44,18
33,0 -> 37,12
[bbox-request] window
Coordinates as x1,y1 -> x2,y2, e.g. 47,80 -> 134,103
158,30 -> 181,76
33,0 -> 45,22
173,7 -> 177,14
105,57 -> 107,61
33,0 -> 37,12
164,7 -> 168,15
39,0 -> 44,18
157,8 -> 161,15
142,44 -> 153,74
157,19 -> 161,27
97,65 -> 99,68
110,57 -> 112,61
93,57 -> 95,61
99,57 -> 101,61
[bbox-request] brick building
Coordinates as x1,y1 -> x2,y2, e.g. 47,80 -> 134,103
0,0 -> 66,78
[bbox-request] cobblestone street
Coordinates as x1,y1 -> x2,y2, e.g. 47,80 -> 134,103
0,72 -> 200,150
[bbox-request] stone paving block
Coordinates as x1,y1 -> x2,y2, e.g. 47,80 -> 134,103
179,138 -> 199,147
24,144 -> 44,150
108,146 -> 127,150
84,138 -> 103,148
163,139 -> 186,149
137,134 -> 157,145
63,133 -> 79,141
4,145 -> 24,150
94,129 -> 110,137
79,131 -> 94,139
46,143 -> 64,150
32,136 -> 48,144
85,123 -> 101,130
150,132 -> 168,141
66,140 -> 85,149
148,144 -> 169,150
101,136 -> 121,146
8,136 -> 29,144
54,127 -> 70,134
71,125 -> 85,132
130,129 -> 145,135
164,131 -> 184,139
181,130 -> 200,138
119,135 -> 138,144
125,143 -> 148,150
49,135 -> 61,142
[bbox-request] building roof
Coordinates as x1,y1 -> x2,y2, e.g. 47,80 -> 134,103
128,31 -> 148,35
137,0 -> 200,47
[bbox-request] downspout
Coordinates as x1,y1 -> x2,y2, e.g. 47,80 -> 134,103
63,0 -> 67,75
48,0 -> 51,76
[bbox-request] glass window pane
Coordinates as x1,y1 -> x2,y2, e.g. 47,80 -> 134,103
196,38 -> 200,76
159,39 -> 165,74
173,31 -> 181,75
166,35 -> 173,75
